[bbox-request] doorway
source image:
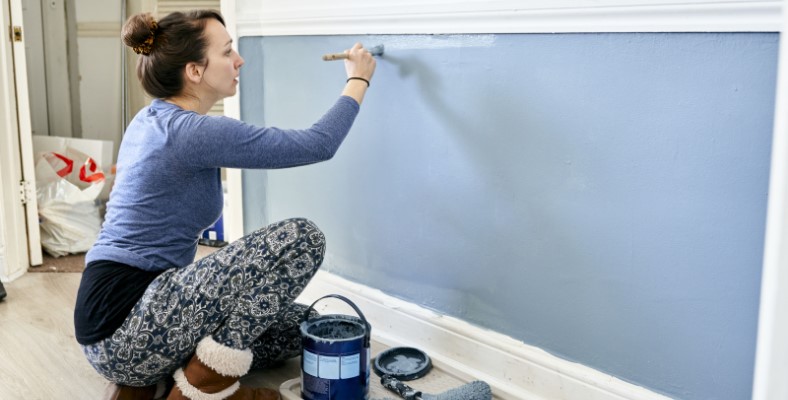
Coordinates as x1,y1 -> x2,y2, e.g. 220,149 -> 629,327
21,0 -> 82,138
1,0 -> 243,281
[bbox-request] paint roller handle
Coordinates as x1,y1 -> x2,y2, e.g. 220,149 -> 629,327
381,375 -> 423,400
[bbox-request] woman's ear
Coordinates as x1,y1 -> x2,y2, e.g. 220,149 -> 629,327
184,62 -> 204,84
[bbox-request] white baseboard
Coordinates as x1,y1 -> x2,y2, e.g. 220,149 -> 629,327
0,263 -> 26,283
297,270 -> 673,400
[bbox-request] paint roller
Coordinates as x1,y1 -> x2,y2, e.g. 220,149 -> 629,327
378,375 -> 493,400
322,44 -> 385,61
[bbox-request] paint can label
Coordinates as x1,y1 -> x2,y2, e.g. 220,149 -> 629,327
341,354 -> 361,379
319,355 -> 340,379
303,350 -> 319,376
301,348 -> 369,399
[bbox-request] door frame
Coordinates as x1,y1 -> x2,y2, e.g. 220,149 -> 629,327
0,0 -> 41,282
220,0 -> 244,242
10,0 -> 41,268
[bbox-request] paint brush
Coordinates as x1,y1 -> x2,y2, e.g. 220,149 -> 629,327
322,44 -> 385,61
380,375 -> 493,400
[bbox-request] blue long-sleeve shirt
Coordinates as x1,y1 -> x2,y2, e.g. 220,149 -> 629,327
86,96 -> 359,272
75,95 -> 359,345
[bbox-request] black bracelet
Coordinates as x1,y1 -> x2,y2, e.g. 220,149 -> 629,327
347,77 -> 370,87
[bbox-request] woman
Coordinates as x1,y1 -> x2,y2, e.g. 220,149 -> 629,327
74,9 -> 375,400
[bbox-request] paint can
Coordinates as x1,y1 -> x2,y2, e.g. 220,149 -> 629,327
300,294 -> 371,400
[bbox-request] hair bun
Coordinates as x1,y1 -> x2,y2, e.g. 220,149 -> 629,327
122,13 -> 159,55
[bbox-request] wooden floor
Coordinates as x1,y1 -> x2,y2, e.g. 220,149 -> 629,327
0,242 -> 309,400
0,245 -> 478,400
0,273 -> 108,399
0,273 -> 444,400
0,272 -> 304,399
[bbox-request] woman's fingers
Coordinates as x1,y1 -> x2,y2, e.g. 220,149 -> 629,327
345,43 -> 376,80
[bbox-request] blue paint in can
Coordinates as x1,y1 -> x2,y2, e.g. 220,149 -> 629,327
301,294 -> 371,400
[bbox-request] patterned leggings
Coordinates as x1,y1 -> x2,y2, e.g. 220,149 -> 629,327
81,218 -> 324,386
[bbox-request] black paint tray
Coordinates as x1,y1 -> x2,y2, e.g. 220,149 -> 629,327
373,346 -> 433,381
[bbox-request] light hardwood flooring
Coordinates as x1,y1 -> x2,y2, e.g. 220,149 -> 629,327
0,273 -> 110,399
0,271 -> 299,399
0,255 -> 470,399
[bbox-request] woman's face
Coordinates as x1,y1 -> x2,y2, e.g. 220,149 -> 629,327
200,18 -> 244,101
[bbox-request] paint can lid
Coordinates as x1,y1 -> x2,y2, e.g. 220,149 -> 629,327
373,346 -> 433,381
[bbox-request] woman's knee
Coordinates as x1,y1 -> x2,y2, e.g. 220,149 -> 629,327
296,218 -> 326,251
263,218 -> 325,252
280,217 -> 323,237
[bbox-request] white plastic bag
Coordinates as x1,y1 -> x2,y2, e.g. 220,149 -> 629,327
35,148 -> 105,257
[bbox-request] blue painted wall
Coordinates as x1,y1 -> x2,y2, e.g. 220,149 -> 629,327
238,33 -> 777,400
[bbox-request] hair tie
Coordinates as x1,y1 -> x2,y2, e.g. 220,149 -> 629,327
132,20 -> 158,55
347,77 -> 370,87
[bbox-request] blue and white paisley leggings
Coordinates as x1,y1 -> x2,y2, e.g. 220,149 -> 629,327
81,218 -> 324,386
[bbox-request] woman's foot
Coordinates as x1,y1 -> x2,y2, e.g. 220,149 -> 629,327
166,336 -> 279,400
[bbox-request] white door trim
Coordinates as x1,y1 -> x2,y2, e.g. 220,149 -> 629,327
752,1 -> 788,398
1,0 -> 36,281
10,0 -> 42,267
221,0 -> 244,242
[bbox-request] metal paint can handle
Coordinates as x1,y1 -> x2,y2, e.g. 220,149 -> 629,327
303,294 -> 371,346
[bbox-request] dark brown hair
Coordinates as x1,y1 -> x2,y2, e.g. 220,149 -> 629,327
121,10 -> 225,98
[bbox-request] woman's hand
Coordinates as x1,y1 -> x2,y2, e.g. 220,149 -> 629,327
344,42 -> 376,81
342,43 -> 377,105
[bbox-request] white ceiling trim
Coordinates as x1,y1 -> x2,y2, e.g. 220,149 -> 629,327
235,0 -> 781,36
